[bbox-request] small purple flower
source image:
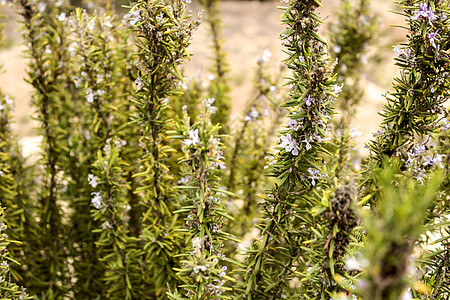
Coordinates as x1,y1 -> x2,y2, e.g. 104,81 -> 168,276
412,3 -> 438,24
427,30 -> 439,48
287,119 -> 300,131
393,45 -> 402,57
307,167 -> 321,186
299,56 -> 305,62
130,8 -> 141,25
304,95 -> 313,107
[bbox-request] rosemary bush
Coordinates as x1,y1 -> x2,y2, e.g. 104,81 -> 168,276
0,0 -> 448,299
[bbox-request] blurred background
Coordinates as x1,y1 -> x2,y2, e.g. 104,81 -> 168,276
0,0 -> 407,152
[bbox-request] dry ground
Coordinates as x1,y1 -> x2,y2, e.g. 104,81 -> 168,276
0,0 -> 408,153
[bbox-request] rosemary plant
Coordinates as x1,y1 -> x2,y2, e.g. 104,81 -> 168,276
15,1 -> 71,296
225,53 -> 286,236
198,0 -> 231,131
168,100 -> 236,299
357,159 -> 443,300
89,140 -> 141,299
329,0 -> 379,129
235,0 -> 342,298
129,0 -> 199,296
367,0 -> 449,166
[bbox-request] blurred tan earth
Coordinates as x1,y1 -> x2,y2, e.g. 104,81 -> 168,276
0,0 -> 407,153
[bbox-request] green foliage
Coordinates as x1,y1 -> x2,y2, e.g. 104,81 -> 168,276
225,55 -> 287,237
198,0 -> 231,132
168,100 -> 236,299
0,0 -> 448,299
357,159 -> 443,300
329,0 -> 379,128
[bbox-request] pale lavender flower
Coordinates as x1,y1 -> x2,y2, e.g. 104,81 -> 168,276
333,84 -> 343,95
86,89 -> 94,103
304,95 -> 313,107
219,266 -> 227,277
135,77 -> 143,90
307,167 -> 321,186
279,134 -> 300,155
130,9 -> 141,25
299,55 -> 305,62
73,76 -> 81,87
244,107 -> 259,121
91,192 -> 102,209
88,174 -> 98,188
349,127 -> 362,138
393,45 -> 402,56
301,135 -> 313,151
412,3 -> 438,24
427,30 -> 439,48
287,119 -> 300,131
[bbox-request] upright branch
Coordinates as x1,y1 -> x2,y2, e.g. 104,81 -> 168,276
89,140 -> 141,299
357,160 -> 442,300
329,0 -> 379,129
14,1 -> 70,296
168,100 -> 236,299
198,0 -> 231,131
225,53 -> 287,236
367,0 -> 449,166
236,0 -> 340,298
129,0 -> 199,296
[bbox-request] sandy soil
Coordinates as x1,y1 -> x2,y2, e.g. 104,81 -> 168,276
0,0 -> 408,150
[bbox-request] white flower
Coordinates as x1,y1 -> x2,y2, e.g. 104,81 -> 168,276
91,192 -> 102,209
1,261 -> 8,269
57,12 -> 66,22
104,16 -> 113,28
86,89 -> 94,103
204,98 -> 217,114
400,288 -> 412,300
182,129 -> 200,147
333,45 -> 341,54
135,78 -> 143,90
192,237 -> 202,255
279,133 -> 300,156
37,3 -> 47,12
345,257 -> 361,271
332,84 -> 343,95
72,76 -> 81,87
88,174 -> 98,188
87,19 -> 95,31
5,95 -> 13,107
262,49 -> 272,62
